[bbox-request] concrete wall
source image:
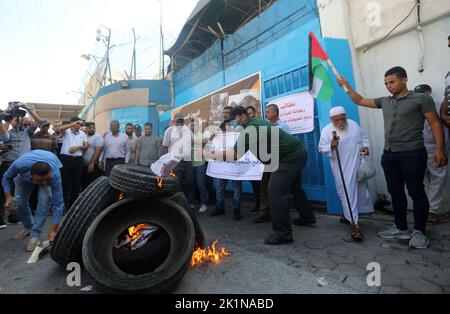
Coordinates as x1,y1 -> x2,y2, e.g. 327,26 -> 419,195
318,0 -> 450,209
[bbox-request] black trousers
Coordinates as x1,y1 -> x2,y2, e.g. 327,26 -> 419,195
381,148 -> 429,232
205,162 -> 216,205
268,152 -> 314,239
173,161 -> 195,205
60,155 -> 83,211
81,163 -> 103,192
105,158 -> 125,177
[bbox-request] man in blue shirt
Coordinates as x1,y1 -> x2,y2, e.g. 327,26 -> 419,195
2,150 -> 64,252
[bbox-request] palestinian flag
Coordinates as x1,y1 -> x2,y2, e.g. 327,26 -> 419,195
309,32 -> 334,101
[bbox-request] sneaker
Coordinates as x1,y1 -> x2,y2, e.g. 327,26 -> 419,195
409,230 -> 429,249
377,225 -> 411,240
14,229 -> 31,240
7,214 -> 21,224
209,207 -> 225,217
0,217 -> 6,229
248,205 -> 260,215
198,204 -> 208,213
26,237 -> 41,252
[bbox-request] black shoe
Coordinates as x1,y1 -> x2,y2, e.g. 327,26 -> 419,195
248,205 -> 259,216
253,211 -> 271,223
0,217 -> 6,229
209,207 -> 225,217
7,214 -> 20,224
233,210 -> 242,221
264,234 -> 293,245
292,217 -> 316,226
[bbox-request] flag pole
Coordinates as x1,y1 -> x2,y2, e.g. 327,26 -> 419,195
327,59 -> 349,93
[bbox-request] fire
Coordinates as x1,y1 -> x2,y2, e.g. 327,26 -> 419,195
128,224 -> 149,241
118,193 -> 125,200
169,171 -> 176,177
156,177 -> 163,188
190,240 -> 230,268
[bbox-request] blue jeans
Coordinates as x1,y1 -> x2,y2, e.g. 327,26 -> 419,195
216,179 -> 242,210
13,177 -> 52,238
193,164 -> 209,205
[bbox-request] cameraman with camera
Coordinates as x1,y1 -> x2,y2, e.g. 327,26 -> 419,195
0,102 -> 43,229
53,116 -> 88,211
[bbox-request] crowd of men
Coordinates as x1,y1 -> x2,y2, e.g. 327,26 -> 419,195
1,38 -> 449,252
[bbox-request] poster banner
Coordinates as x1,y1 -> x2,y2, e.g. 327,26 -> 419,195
270,92 -> 315,134
172,73 -> 262,126
206,131 -> 264,181
207,151 -> 264,181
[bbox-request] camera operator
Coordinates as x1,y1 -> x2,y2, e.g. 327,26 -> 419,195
0,103 -> 43,227
53,117 -> 88,211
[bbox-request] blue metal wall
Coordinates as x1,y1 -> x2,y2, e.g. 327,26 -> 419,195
168,0 -> 358,214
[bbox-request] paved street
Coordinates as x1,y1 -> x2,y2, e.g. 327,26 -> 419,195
0,199 -> 449,294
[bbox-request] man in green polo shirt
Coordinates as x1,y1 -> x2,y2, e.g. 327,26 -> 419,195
206,106 -> 315,245
338,66 -> 448,249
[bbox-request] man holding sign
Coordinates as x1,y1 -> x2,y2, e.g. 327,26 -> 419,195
206,106 -> 315,245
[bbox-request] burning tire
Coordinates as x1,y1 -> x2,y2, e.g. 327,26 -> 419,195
167,192 -> 205,247
109,164 -> 179,198
82,197 -> 195,293
51,176 -> 120,266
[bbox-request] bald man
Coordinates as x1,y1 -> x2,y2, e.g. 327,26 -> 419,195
318,106 -> 374,240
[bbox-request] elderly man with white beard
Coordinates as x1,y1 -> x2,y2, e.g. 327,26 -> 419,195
318,106 -> 374,240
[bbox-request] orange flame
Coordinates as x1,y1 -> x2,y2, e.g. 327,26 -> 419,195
156,177 -> 163,188
169,170 -> 176,177
118,193 -> 125,200
190,240 -> 230,268
127,224 -> 149,241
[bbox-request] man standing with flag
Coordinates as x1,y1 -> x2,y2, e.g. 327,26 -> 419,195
337,67 -> 447,249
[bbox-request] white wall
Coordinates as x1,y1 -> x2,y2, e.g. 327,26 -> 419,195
318,0 -> 450,209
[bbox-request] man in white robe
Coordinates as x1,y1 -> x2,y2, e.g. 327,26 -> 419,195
318,106 -> 374,240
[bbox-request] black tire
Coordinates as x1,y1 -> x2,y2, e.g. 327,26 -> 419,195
109,164 -> 179,198
167,192 -> 205,247
51,176 -> 120,266
82,198 -> 195,293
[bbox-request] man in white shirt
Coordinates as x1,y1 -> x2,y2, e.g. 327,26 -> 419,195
103,120 -> 129,176
162,113 -> 195,207
55,116 -> 88,211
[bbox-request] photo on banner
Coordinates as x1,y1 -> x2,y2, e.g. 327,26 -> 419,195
172,72 -> 262,125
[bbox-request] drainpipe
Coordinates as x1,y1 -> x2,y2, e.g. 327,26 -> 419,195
416,0 -> 424,73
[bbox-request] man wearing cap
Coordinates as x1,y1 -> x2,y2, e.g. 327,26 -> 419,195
414,85 -> 449,223
318,106 -> 373,240
162,113 -> 195,207
31,120 -> 58,153
55,117 -> 88,211
207,106 -> 315,245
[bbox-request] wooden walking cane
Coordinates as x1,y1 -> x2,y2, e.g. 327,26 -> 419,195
332,131 -> 356,228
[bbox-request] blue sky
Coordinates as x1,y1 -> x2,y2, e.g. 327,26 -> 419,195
0,0 -> 198,108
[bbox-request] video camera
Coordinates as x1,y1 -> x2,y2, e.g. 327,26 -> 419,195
0,101 -> 28,122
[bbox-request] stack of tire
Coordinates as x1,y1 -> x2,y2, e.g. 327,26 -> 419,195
51,165 -> 204,293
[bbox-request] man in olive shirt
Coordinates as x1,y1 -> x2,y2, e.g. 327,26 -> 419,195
207,106 -> 315,245
338,66 -> 447,249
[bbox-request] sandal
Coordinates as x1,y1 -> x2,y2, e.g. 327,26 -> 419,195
351,225 -> 364,241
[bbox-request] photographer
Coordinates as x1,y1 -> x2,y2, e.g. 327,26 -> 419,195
0,103 -> 43,227
54,117 -> 88,211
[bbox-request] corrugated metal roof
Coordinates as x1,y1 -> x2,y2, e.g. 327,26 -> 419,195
165,0 -> 276,70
